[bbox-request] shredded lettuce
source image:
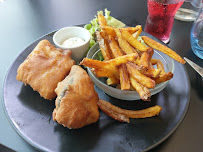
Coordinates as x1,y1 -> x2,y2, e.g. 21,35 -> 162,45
84,8 -> 126,51
137,36 -> 147,46
84,18 -> 100,49
97,51 -> 104,61
104,8 -> 125,28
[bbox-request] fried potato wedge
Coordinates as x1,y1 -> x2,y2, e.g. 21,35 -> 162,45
98,100 -> 130,123
108,53 -> 138,67
108,35 -> 123,57
98,100 -> 162,120
96,31 -> 112,60
80,58 -> 118,74
141,36 -> 186,64
150,59 -> 166,75
156,59 -> 166,74
154,72 -> 174,84
127,62 -> 161,78
91,68 -> 118,78
80,53 -> 138,70
108,35 -> 131,90
127,61 -> 145,73
100,26 -> 116,37
144,68 -> 162,78
121,30 -> 149,52
150,58 -> 158,65
100,25 -> 140,37
130,77 -> 151,101
114,28 -> 139,56
97,14 -> 108,26
132,25 -> 142,39
119,64 -> 130,90
106,77 -> 120,85
127,63 -> 155,89
139,48 -> 154,70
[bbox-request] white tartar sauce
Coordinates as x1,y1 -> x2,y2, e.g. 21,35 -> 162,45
61,37 -> 85,48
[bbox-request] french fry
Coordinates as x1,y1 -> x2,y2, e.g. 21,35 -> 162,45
139,48 -> 154,70
99,31 -> 115,59
130,77 -> 151,101
108,35 -> 131,90
100,26 -> 116,37
98,99 -> 162,119
154,72 -> 174,84
144,68 -> 162,78
107,77 -> 120,85
97,14 -> 108,26
141,36 -> 186,64
124,25 -> 142,34
80,53 -> 138,70
127,63 -> 155,89
108,35 -> 123,56
96,31 -> 112,60
91,68 -> 119,78
119,64 -> 131,90
120,30 -> 149,52
156,59 -> 166,74
114,28 -> 139,56
128,62 -> 161,78
127,61 -> 146,75
132,25 -> 142,39
80,58 -> 118,74
149,61 -> 155,69
150,59 -> 166,74
150,58 -> 158,65
97,100 -> 130,123
100,25 -> 140,37
108,53 -> 138,67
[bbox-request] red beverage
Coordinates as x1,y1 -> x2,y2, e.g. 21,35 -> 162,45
144,0 -> 184,43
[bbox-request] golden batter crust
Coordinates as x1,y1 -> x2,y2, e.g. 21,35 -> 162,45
16,39 -> 75,100
53,65 -> 99,129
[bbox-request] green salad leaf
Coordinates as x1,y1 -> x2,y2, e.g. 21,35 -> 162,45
84,18 -> 99,49
104,8 -> 125,28
97,51 -> 104,61
137,36 -> 147,46
84,8 -> 126,51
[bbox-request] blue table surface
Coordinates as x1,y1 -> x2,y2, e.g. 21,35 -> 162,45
0,0 -> 202,152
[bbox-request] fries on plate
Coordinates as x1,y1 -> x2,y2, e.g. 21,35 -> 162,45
98,99 -> 162,123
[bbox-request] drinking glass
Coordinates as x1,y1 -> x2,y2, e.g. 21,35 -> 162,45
190,8 -> 203,59
144,0 -> 184,43
175,0 -> 202,22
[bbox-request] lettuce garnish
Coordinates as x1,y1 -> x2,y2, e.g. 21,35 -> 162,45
84,8 -> 126,50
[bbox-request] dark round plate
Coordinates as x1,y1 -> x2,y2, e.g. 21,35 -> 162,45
3,29 -> 190,152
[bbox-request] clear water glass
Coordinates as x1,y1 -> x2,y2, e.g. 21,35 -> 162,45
175,0 -> 202,22
190,8 -> 203,59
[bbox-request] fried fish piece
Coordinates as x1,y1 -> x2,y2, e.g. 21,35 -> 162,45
16,39 -> 75,100
52,65 -> 100,129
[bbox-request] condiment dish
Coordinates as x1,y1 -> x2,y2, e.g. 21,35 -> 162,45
53,26 -> 90,62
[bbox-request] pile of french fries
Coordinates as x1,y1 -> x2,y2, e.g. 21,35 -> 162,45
80,13 -> 185,101
80,13 -> 185,123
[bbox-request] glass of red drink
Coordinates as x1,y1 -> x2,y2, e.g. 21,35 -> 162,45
144,0 -> 184,43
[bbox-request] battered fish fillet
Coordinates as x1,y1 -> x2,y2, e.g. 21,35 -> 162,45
16,39 -> 75,100
53,65 -> 100,129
